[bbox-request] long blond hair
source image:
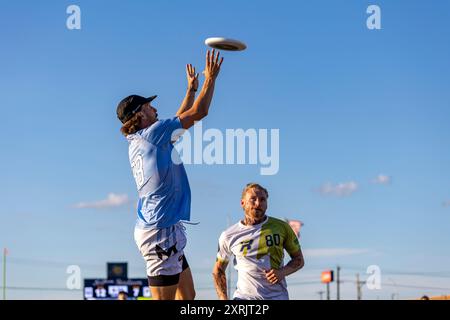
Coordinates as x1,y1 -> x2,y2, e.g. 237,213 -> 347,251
120,113 -> 143,136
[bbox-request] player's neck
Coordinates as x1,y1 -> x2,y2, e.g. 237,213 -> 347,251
242,215 -> 267,226
139,118 -> 157,130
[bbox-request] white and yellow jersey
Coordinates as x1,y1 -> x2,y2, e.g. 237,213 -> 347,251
217,216 -> 301,300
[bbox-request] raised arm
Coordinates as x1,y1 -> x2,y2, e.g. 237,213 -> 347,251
178,49 -> 223,130
175,64 -> 199,117
212,259 -> 229,300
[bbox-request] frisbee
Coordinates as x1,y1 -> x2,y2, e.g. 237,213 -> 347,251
205,37 -> 247,51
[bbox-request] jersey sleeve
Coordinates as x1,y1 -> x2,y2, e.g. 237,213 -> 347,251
216,231 -> 231,263
140,117 -> 183,145
284,222 -> 301,256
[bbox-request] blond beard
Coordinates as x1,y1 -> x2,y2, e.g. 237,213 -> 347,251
242,211 -> 266,226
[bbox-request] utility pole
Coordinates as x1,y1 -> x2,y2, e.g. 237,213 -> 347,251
226,215 -> 231,299
2,248 -> 7,300
317,290 -> 325,300
326,283 -> 330,300
321,270 -> 334,301
336,265 -> 341,300
356,273 -> 365,300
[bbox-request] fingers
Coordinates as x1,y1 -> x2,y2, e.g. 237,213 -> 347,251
186,64 -> 191,76
211,49 -> 215,65
204,49 -> 224,78
215,50 -> 220,65
264,269 -> 279,284
186,64 -> 197,77
206,50 -> 222,65
211,50 -> 221,66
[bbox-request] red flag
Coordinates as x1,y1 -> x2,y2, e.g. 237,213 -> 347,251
3,248 -> 8,256
286,219 -> 303,238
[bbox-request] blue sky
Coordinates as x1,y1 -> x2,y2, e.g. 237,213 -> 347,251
1,0 -> 450,299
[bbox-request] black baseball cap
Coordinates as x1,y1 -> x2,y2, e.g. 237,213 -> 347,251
116,94 -> 157,123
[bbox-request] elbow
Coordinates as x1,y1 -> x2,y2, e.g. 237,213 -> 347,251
212,267 -> 222,278
193,110 -> 207,122
299,258 -> 305,270
197,102 -> 208,118
294,255 -> 304,271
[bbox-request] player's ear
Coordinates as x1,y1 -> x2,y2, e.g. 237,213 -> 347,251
139,111 -> 148,123
240,198 -> 245,208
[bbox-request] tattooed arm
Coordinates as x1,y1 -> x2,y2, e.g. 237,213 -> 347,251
212,259 -> 229,300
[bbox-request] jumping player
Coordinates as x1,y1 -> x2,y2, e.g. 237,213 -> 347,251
117,50 -> 223,300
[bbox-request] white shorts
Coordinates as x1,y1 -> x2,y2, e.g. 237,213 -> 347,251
134,222 -> 187,279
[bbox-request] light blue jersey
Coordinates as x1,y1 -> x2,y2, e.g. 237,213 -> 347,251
127,117 -> 191,229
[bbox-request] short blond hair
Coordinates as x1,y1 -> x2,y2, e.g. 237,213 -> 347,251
241,183 -> 269,199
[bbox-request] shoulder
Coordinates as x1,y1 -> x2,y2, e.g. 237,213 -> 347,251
266,216 -> 294,236
126,132 -> 143,145
219,222 -> 242,242
153,117 -> 181,130
138,117 -> 182,142
141,118 -> 169,133
266,216 -> 289,228
126,133 -> 137,141
145,117 -> 182,132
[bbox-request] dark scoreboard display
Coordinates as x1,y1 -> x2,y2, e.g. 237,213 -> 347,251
83,278 -> 151,300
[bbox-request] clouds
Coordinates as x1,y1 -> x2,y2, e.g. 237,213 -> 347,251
317,174 -> 391,197
372,174 -> 391,185
318,181 -> 359,197
73,193 -> 129,209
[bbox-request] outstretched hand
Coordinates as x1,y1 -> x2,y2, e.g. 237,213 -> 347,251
203,49 -> 224,80
186,64 -> 199,92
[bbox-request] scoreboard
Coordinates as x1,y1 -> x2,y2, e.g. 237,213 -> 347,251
83,278 -> 151,300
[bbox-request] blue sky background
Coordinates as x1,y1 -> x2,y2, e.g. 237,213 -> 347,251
1,0 -> 450,299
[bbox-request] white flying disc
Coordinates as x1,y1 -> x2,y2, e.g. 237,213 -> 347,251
205,37 -> 247,51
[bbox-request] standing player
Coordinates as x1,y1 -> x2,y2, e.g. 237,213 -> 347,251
117,50 -> 223,300
212,183 -> 304,300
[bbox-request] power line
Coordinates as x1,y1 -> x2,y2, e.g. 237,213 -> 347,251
339,265 -> 450,278
7,257 -> 450,279
4,257 -> 450,296
7,257 -> 105,269
6,257 -> 145,273
378,283 -> 450,291
2,281 -> 449,295
340,278 -> 450,291
197,278 -> 450,291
